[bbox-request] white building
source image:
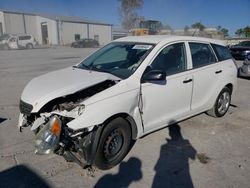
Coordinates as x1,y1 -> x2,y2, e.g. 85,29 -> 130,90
0,9 -> 112,45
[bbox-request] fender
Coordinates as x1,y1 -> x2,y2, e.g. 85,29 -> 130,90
67,87 -> 144,139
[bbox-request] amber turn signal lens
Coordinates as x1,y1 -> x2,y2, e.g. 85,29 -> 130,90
50,118 -> 61,136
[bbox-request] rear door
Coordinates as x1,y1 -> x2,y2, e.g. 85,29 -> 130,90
188,42 -> 221,111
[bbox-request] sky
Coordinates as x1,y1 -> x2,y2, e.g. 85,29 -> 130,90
0,0 -> 249,36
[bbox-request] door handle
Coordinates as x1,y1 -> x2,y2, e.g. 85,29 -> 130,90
183,78 -> 193,83
215,70 -> 222,74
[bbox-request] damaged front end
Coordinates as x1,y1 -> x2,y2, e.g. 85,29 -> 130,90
33,113 -> 103,167
18,80 -> 117,167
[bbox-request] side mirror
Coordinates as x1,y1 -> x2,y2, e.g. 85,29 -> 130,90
141,70 -> 166,82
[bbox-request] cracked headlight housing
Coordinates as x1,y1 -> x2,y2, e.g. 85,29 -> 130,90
34,115 -> 62,155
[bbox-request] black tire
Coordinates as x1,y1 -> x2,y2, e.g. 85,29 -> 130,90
93,117 -> 132,170
207,87 -> 231,117
26,43 -> 33,49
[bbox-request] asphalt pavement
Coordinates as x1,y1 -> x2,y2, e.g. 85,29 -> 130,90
0,46 -> 250,188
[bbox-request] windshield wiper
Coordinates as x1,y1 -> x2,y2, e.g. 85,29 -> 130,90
73,64 -> 90,70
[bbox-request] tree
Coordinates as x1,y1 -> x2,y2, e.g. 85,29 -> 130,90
220,28 -> 229,37
243,26 -> 250,37
217,26 -> 222,31
217,26 -> 229,37
235,28 -> 243,37
119,0 -> 144,30
235,26 -> 250,37
191,22 -> 205,31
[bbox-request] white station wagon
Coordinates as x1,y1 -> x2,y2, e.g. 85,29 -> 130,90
18,36 -> 237,170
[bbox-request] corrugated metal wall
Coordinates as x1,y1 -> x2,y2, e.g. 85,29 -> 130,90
0,11 -> 6,34
4,13 -> 25,34
24,15 -> 38,41
88,24 -> 112,45
60,22 -> 88,44
2,11 -> 112,45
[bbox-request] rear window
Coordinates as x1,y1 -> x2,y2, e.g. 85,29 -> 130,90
18,35 -> 31,40
211,44 -> 232,61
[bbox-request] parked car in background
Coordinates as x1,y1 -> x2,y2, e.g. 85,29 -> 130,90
18,36 -> 237,170
239,54 -> 250,77
71,38 -> 99,48
230,41 -> 250,60
0,34 -> 36,50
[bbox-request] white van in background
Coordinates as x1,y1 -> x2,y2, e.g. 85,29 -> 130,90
0,34 -> 37,50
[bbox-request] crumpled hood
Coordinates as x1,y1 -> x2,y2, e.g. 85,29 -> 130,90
21,67 -> 118,112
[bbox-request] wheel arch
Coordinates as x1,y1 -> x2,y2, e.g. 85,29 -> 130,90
225,83 -> 233,94
102,113 -> 138,140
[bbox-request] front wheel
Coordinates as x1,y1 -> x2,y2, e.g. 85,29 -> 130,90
207,87 -> 231,117
26,43 -> 33,49
3,44 -> 9,50
93,117 -> 132,170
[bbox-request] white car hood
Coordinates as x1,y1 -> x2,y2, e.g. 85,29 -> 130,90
21,67 -> 119,112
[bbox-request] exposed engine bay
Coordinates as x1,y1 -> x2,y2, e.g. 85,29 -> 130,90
19,80 -> 117,167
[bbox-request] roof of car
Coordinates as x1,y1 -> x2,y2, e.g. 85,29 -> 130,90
115,35 -> 226,46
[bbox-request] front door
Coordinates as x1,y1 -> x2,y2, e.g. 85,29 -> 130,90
141,42 -> 193,133
8,37 -> 18,49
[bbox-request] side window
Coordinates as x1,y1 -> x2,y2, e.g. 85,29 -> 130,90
150,43 -> 187,75
9,37 -> 16,42
211,43 -> 232,61
189,42 -> 216,68
18,35 -> 31,40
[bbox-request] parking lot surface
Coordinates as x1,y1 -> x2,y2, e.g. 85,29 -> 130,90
0,47 -> 250,188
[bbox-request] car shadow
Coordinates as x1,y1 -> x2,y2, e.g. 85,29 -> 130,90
152,123 -> 197,188
0,165 -> 51,188
238,76 -> 250,80
94,157 -> 142,188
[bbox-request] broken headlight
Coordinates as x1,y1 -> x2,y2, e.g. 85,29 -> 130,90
34,115 -> 62,154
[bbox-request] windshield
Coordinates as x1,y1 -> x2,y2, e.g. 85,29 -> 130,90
77,42 -> 154,79
0,34 -> 11,41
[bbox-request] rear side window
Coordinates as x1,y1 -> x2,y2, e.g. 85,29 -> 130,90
18,35 -> 31,40
189,42 -> 216,68
211,44 -> 232,61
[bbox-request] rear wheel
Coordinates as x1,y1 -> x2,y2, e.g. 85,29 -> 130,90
93,117 -> 132,170
207,87 -> 231,117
